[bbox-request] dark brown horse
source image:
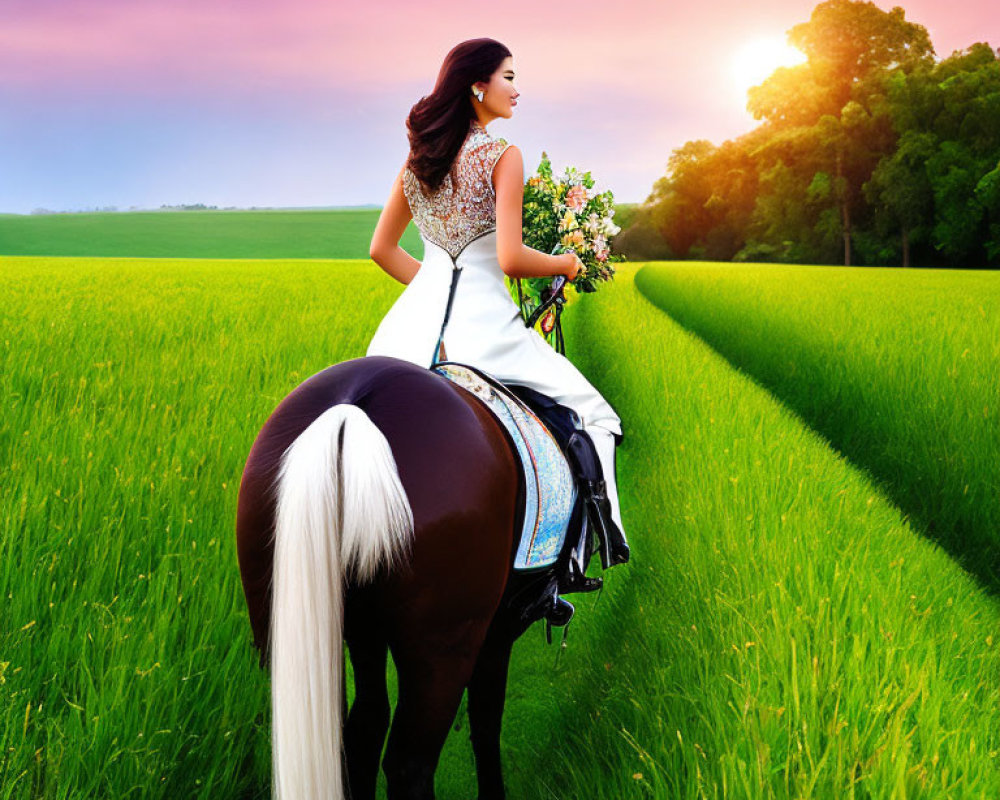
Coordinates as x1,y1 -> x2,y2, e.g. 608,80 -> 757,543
237,354 -> 544,800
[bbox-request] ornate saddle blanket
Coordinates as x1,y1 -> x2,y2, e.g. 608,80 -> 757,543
432,361 -> 578,569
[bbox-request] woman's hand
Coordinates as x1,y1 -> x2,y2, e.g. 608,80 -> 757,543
560,251 -> 585,280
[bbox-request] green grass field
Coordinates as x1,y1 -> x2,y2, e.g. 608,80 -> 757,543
0,205 -> 639,261
634,262 -> 1000,592
0,209 -> 424,259
2,251 -> 999,798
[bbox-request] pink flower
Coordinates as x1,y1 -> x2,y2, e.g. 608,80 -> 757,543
594,234 -> 609,262
565,184 -> 588,213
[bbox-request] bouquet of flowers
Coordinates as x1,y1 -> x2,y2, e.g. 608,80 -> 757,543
509,151 -> 625,349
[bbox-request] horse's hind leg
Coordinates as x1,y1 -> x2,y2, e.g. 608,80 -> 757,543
382,644 -> 484,800
467,609 -> 532,800
344,616 -> 391,800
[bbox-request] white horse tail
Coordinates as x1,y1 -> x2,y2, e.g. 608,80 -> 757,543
269,403 -> 413,800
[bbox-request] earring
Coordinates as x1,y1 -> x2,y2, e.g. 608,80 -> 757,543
473,88 -> 484,102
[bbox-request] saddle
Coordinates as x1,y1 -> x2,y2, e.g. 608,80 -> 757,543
432,361 -> 618,632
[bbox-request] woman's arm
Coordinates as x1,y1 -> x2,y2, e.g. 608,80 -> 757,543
494,145 -> 578,280
369,166 -> 422,285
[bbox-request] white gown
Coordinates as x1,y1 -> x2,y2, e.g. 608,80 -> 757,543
366,118 -> 625,525
367,231 -> 623,438
366,120 -> 622,435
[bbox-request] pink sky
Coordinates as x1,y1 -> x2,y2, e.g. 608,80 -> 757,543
1,0 -> 996,213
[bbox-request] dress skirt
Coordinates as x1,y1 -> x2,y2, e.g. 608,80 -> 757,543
366,231 -> 622,440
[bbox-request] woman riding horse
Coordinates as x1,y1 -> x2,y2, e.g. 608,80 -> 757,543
236,37 -> 629,800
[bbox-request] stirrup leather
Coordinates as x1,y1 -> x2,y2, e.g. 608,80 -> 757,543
579,478 -> 629,568
565,432 -> 630,571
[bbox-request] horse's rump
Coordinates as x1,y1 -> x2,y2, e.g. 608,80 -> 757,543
236,355 -> 521,663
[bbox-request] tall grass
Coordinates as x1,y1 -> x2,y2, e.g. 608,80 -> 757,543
508,263 -> 1000,797
634,262 -> 1000,592
1,256 -> 396,797
3,256 -> 998,798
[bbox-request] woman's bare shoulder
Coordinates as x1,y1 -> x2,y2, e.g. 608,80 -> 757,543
492,143 -> 523,187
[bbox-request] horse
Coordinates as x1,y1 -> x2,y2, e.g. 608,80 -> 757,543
236,354 -> 553,800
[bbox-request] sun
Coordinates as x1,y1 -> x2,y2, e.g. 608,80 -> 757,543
730,35 -> 807,96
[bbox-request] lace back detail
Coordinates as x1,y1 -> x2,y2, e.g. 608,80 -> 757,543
403,122 -> 512,260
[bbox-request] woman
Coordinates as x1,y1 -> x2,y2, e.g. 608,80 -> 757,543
366,37 -> 628,559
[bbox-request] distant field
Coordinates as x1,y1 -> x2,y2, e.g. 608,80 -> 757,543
3,255 -> 999,798
635,261 -> 1000,591
0,209 -> 424,259
0,205 -> 640,260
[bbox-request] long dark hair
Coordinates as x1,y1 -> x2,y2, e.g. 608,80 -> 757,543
406,38 -> 511,194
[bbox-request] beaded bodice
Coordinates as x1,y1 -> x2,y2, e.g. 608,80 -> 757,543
402,120 -> 512,260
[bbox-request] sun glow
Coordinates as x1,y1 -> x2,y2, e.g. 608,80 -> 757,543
730,36 -> 807,96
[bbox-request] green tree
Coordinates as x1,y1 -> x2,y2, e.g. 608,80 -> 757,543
637,2 -> 1000,268
787,0 -> 933,112
645,140 -> 716,258
863,130 -> 936,266
975,161 -> 1000,261
745,0 -> 932,265
875,42 -> 1000,265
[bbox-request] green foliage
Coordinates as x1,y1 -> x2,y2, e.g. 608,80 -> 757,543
641,0 -> 1000,268
737,160 -> 829,263
864,130 -> 936,245
975,160 -> 1000,258
610,206 -> 675,261
609,202 -> 641,231
787,0 -> 934,101
926,140 -> 989,259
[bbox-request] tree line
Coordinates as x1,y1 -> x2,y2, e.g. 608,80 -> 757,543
616,0 -> 1000,268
